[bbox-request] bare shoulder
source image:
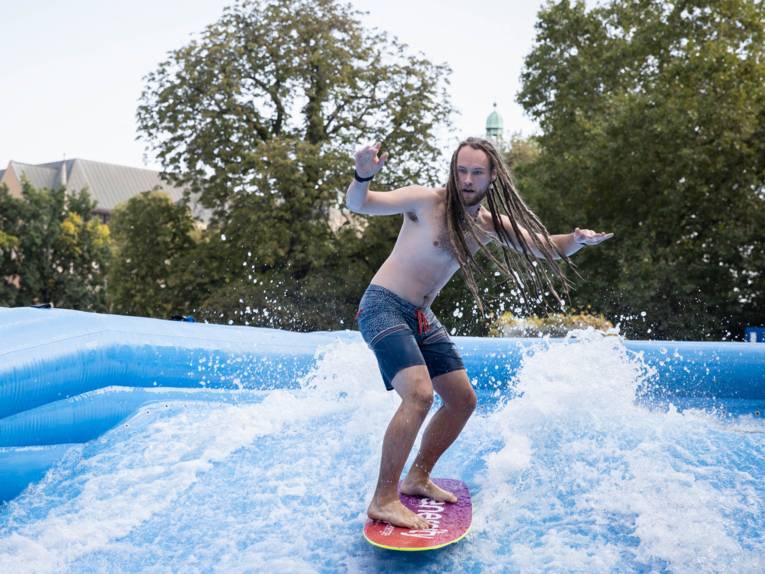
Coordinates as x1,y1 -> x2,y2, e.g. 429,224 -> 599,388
475,207 -> 511,243
477,206 -> 499,233
477,208 -> 525,248
425,186 -> 447,210
394,184 -> 442,210
405,185 -> 442,202
400,186 -> 445,223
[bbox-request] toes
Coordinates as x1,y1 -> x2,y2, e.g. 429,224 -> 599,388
415,518 -> 430,529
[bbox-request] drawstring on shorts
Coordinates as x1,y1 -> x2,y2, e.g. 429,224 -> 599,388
416,309 -> 429,335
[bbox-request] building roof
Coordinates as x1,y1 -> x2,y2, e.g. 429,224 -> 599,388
5,162 -> 60,191
486,102 -> 504,131
0,158 -> 186,213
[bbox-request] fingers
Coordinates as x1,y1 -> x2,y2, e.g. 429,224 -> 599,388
354,143 -> 388,177
372,143 -> 385,162
355,143 -> 385,159
574,229 -> 614,245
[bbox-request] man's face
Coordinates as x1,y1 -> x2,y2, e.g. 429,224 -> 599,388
456,146 -> 494,206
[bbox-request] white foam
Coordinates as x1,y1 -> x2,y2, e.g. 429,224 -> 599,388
1,334 -> 763,573
0,386 -> 353,572
469,330 -> 765,573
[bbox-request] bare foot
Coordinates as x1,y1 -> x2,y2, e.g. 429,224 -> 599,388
400,476 -> 457,503
367,499 -> 431,529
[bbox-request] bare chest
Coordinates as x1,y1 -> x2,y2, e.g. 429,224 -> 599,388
403,210 -> 455,258
403,208 -> 489,257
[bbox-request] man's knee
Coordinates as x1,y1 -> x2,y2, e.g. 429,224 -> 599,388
393,368 -> 434,411
458,386 -> 478,413
433,371 -> 477,414
448,385 -> 477,416
409,385 -> 435,411
405,377 -> 434,411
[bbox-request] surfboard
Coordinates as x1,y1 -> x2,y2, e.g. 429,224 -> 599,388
363,478 -> 472,551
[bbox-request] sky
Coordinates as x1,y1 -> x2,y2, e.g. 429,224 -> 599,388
1,0 -> 546,170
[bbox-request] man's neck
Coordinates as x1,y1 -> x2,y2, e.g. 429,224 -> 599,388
465,205 -> 481,218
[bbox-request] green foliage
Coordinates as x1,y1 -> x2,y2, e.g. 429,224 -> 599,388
0,185 -> 23,305
516,0 -> 765,339
0,181 -> 110,310
108,190 -> 199,318
137,0 -> 454,330
491,310 -> 614,337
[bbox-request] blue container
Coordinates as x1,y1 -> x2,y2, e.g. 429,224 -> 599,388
745,326 -> 765,342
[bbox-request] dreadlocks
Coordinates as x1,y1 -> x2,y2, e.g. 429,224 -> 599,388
445,137 -> 574,314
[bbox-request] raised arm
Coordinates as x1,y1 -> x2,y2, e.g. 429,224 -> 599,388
345,143 -> 435,216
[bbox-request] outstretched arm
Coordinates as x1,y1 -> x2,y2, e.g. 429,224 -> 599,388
492,214 -> 613,259
345,143 -> 435,216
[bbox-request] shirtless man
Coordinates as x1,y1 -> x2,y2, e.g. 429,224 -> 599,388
346,137 -> 612,529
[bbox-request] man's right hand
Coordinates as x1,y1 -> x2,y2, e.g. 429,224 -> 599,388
354,143 -> 388,179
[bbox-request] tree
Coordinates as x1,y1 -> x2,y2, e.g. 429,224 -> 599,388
0,185 -> 23,306
517,0 -> 765,339
108,190 -> 199,318
0,181 -> 110,310
137,0 -> 454,330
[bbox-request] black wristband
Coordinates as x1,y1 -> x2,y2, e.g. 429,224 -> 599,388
354,169 -> 374,182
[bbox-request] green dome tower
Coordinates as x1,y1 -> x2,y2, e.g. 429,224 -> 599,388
485,102 -> 504,145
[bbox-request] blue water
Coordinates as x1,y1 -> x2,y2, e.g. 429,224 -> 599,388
1,328 -> 764,572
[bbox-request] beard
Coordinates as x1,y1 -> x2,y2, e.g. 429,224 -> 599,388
461,188 -> 487,207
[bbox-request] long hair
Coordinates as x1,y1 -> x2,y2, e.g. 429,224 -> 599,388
445,137 -> 574,314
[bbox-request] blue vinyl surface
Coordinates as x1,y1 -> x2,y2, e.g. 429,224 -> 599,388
1,307 -> 764,573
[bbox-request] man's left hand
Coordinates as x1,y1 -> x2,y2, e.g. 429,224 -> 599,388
573,228 -> 614,246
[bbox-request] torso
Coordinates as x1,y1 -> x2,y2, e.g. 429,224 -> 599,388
370,187 -> 493,307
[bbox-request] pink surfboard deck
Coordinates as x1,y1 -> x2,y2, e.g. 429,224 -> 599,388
363,478 -> 472,551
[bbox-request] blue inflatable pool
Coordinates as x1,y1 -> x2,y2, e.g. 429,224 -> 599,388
1,307 -> 763,573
